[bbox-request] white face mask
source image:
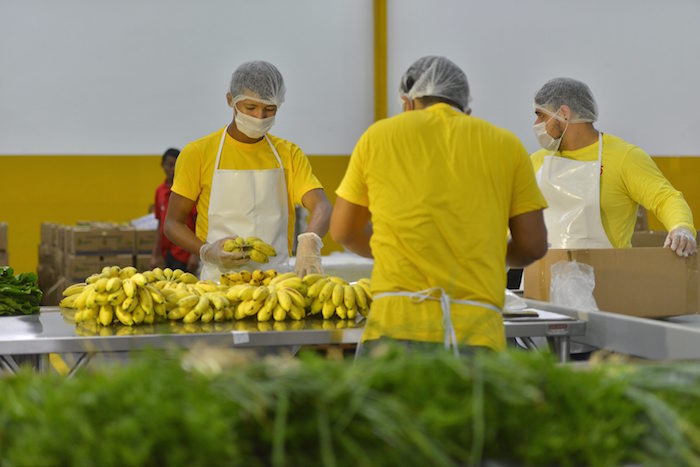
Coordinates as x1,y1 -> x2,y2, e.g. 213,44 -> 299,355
234,109 -> 275,139
533,114 -> 568,151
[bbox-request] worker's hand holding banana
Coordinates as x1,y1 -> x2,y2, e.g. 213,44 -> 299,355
664,227 -> 697,257
199,237 -> 249,269
294,232 -> 323,276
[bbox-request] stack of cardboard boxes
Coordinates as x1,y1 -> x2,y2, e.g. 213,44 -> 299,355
0,222 -> 7,266
38,222 -> 157,305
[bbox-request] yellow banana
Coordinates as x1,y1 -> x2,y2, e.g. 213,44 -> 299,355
131,273 -> 147,287
272,305 -> 287,322
107,289 -> 126,307
143,310 -> 155,324
352,284 -> 368,309
336,304 -> 347,319
252,241 -> 277,257
288,304 -> 305,321
253,286 -> 270,302
265,290 -> 278,310
322,300 -> 336,319
284,288 -> 306,309
201,308 -> 214,323
331,283 -> 344,306
176,294 -> 199,309
343,285 -> 356,310
277,288 -> 292,311
118,266 -> 137,279
234,236 -> 247,247
171,269 -> 183,281
183,309 -> 201,324
154,303 -> 166,317
146,284 -> 165,304
115,308 -> 134,326
162,267 -> 173,280
98,304 -> 114,326
249,250 -> 269,264
270,271 -> 297,285
74,288 -> 91,309
318,281 -> 336,302
85,288 -> 98,309
138,286 -> 154,314
121,296 -> 138,313
307,278 -> 328,297
302,273 -> 324,286
264,269 -> 277,278
347,306 -> 357,320
357,281 -> 372,302
133,305 -> 146,324
105,277 -> 122,293
167,306 -> 189,320
238,285 -> 256,301
208,294 -> 225,311
122,278 -> 136,298
214,310 -> 226,322
222,239 -> 236,252
276,277 -> 303,291
257,303 -> 273,322
251,270 -> 265,281
225,284 -> 248,301
310,298 -> 323,315
328,276 -> 348,285
245,236 -> 263,245
179,272 -> 198,284
94,277 -> 109,293
85,273 -> 101,284
62,282 -> 86,296
193,295 -> 210,315
74,309 -> 84,323
95,292 -> 110,306
60,294 -> 78,308
150,267 -> 165,281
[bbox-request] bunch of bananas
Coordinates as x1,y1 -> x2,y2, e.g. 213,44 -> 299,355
226,272 -> 308,323
222,236 -> 277,264
220,269 -> 277,287
60,266 -> 166,326
160,279 -> 234,324
306,275 -> 372,320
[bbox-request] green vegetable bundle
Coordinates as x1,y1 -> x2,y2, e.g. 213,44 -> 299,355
0,266 -> 42,316
1,348 -> 700,466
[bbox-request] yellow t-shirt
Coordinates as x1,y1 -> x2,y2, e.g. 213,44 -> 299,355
336,103 -> 548,351
530,133 -> 696,248
172,128 -> 323,253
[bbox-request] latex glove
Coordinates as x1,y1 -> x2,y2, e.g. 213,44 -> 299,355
199,237 -> 249,269
294,232 -> 323,276
663,227 -> 697,257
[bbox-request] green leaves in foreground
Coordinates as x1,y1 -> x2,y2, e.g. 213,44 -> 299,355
1,348 -> 700,466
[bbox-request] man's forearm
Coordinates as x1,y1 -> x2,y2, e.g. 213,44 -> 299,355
343,223 -> 373,258
164,220 -> 204,257
305,202 -> 331,237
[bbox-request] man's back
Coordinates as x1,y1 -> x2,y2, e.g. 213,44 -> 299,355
340,103 -> 543,308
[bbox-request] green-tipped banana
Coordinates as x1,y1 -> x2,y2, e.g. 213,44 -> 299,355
63,283 -> 86,296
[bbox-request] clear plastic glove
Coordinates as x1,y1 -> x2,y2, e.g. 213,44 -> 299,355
294,232 -> 323,276
199,237 -> 249,269
664,227 -> 697,257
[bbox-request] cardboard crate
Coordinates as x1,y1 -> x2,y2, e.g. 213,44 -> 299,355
52,249 -> 64,275
102,254 -> 135,269
135,229 -> 157,253
631,230 -> 668,247
63,254 -> 102,281
40,222 -> 57,245
523,247 -> 700,318
64,226 -> 135,254
54,225 -> 65,251
135,254 -> 151,272
0,222 -> 7,251
0,251 -> 7,267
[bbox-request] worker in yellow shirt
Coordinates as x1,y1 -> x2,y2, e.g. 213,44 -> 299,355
165,61 -> 332,280
531,77 -> 696,256
331,56 -> 548,356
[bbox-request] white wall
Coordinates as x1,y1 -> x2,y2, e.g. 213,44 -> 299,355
388,0 -> 700,156
3,0 -> 699,156
0,0 -> 373,155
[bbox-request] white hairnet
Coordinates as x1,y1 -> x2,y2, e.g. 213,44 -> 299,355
534,77 -> 598,123
229,61 -> 286,107
399,56 -> 471,112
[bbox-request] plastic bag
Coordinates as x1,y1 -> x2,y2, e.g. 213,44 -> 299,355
549,261 -> 599,311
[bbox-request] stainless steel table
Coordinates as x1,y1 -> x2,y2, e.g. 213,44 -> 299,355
0,306 -> 585,374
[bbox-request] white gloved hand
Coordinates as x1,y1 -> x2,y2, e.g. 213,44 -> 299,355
294,232 -> 323,276
663,227 -> 697,257
199,237 -> 249,269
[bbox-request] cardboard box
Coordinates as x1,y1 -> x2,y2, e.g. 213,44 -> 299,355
631,230 -> 667,247
64,254 -> 102,281
52,249 -> 64,274
0,222 -> 7,251
102,254 -> 135,269
0,251 -> 7,267
64,226 -> 135,254
54,225 -> 65,251
523,247 -> 699,318
135,229 -> 158,253
135,254 -> 151,272
40,222 -> 57,245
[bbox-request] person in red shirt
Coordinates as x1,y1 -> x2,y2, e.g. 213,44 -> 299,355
151,148 -> 199,272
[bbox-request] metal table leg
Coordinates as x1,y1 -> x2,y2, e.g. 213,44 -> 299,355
548,336 -> 570,363
67,353 -> 93,378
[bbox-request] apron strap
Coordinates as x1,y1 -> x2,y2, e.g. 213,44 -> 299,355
373,288 -> 502,356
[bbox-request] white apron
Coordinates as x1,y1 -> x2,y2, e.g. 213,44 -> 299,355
536,133 -> 613,249
200,125 -> 291,281
359,288 -> 502,357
